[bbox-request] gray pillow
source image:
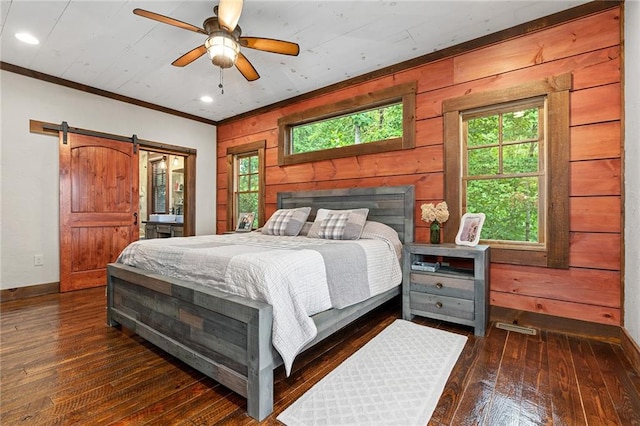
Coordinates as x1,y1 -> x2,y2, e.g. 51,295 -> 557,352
262,207 -> 311,236
307,208 -> 369,240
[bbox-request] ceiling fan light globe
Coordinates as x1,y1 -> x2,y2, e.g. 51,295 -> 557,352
205,33 -> 239,68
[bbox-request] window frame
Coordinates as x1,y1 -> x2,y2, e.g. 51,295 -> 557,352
226,140 -> 266,231
277,82 -> 416,166
443,74 -> 571,268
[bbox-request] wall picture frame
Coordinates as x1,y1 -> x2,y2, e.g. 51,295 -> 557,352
236,212 -> 255,232
455,213 -> 485,246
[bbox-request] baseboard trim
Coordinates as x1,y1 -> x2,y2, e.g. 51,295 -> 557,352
490,306 -> 621,343
0,282 -> 60,302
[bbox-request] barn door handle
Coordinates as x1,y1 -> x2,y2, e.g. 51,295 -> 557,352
133,212 -> 138,225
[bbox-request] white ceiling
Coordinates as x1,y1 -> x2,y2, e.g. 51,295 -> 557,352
1,0 -> 590,123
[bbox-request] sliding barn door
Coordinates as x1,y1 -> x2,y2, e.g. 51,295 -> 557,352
59,132 -> 139,292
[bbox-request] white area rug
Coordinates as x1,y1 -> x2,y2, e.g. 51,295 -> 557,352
277,320 -> 467,426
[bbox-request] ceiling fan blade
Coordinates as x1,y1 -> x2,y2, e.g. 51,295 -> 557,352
235,52 -> 260,81
172,45 -> 207,67
217,0 -> 243,32
133,8 -> 207,35
240,37 -> 300,56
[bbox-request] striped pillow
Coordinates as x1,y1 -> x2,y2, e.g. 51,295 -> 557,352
318,212 -> 350,239
307,208 -> 369,240
262,207 -> 311,236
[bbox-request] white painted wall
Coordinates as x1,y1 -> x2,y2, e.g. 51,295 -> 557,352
624,1 -> 640,348
0,70 -> 217,290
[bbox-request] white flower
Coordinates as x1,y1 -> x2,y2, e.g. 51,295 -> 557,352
434,202 -> 449,224
421,201 -> 449,224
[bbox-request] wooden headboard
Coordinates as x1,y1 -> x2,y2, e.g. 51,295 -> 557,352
277,185 -> 415,244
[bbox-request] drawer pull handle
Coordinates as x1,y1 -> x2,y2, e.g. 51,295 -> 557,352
435,282 -> 443,289
435,302 -> 443,309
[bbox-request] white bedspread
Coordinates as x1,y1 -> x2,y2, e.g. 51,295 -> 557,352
116,231 -> 402,374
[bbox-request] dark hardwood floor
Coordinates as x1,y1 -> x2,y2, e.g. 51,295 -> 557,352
1,287 -> 639,425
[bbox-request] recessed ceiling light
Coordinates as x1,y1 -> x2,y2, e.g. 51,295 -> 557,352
15,32 -> 39,45
200,95 -> 213,103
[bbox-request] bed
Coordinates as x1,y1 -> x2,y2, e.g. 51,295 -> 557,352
106,185 -> 415,420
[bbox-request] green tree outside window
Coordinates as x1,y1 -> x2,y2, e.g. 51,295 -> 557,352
291,103 -> 403,154
236,154 -> 259,228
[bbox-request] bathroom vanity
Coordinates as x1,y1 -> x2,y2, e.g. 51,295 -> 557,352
144,215 -> 183,239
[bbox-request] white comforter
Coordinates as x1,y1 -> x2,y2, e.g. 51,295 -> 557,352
117,230 -> 402,374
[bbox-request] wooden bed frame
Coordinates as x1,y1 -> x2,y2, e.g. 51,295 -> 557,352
106,185 -> 414,420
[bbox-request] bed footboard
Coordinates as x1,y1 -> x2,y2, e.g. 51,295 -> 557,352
106,263 -> 275,421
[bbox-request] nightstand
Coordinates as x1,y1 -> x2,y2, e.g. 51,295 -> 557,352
402,243 -> 490,336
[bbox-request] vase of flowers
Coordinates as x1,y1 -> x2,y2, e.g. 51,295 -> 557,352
421,201 -> 449,244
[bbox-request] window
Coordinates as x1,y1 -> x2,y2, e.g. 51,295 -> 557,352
227,140 -> 265,231
291,102 -> 403,154
463,99 -> 545,245
235,154 -> 259,228
278,82 -> 416,165
443,74 -> 571,268
150,157 -> 168,214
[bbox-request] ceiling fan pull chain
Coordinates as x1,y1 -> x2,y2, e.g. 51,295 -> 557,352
219,67 -> 224,95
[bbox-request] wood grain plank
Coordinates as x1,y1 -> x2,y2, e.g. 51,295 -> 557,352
571,196 -> 621,232
571,159 -> 621,197
546,331 -> 587,425
450,326 -> 508,425
490,263 -> 621,308
569,232 -> 621,271
264,173 -> 442,205
453,8 -> 620,83
428,331 -> 477,423
571,121 -> 621,161
519,332 -> 553,425
485,330 -> 528,425
109,380 -> 218,425
612,344 -> 640,397
568,336 -> 621,425
146,382 -> 243,426
590,340 -> 640,425
265,145 -> 442,186
490,291 -> 620,326
415,116 -> 444,147
415,44 -> 619,122
571,83 -> 621,126
571,47 -> 621,90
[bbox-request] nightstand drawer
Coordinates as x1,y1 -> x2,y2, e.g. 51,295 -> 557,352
410,292 -> 474,320
410,273 -> 474,300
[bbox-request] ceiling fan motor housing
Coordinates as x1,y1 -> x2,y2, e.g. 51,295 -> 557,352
204,17 -> 241,68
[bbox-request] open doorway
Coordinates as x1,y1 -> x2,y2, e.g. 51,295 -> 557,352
139,150 -> 188,239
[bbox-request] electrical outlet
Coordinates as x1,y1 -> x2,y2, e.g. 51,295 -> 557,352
34,254 -> 43,266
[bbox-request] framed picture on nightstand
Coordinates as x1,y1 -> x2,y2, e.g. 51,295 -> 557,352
236,212 -> 255,232
455,213 -> 485,246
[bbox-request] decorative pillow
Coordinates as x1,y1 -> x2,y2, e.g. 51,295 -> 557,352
318,212 -> 350,239
261,207 -> 311,236
307,208 -> 369,240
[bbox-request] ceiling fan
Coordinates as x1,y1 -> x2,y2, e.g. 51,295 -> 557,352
133,0 -> 299,82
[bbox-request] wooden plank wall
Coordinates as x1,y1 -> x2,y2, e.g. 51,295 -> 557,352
217,8 -> 622,326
